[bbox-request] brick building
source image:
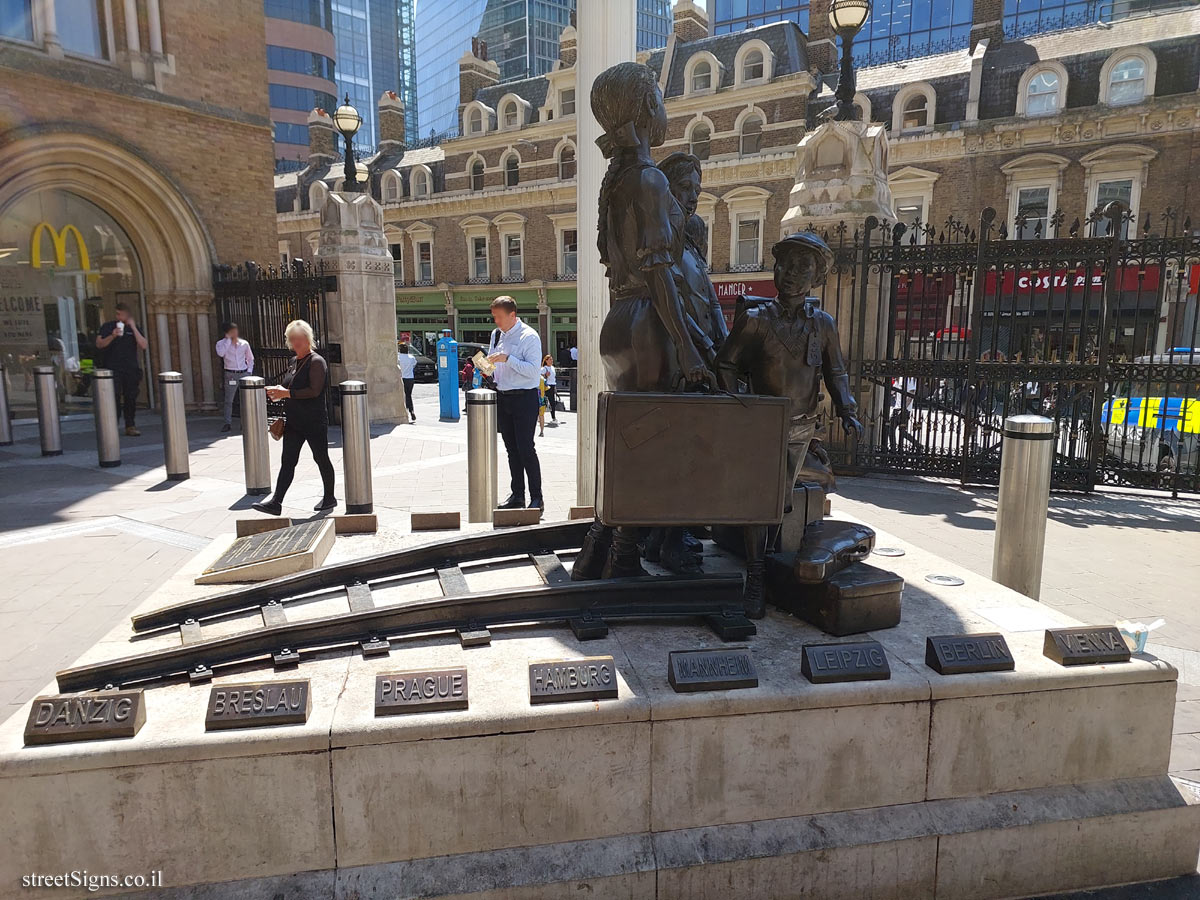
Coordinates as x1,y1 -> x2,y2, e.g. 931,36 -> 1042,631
275,0 -> 1200,361
0,0 -> 280,415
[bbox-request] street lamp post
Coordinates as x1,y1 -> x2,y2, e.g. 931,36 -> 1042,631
827,0 -> 871,122
332,94 -> 363,192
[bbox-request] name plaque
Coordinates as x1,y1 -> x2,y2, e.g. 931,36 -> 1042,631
668,648 -> 758,693
24,690 -> 146,746
205,680 -> 311,730
376,668 -> 468,715
1043,626 -> 1131,666
529,656 -> 618,704
925,633 -> 1015,675
801,641 -> 890,684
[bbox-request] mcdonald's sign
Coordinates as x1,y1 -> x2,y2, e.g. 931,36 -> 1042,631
30,222 -> 90,272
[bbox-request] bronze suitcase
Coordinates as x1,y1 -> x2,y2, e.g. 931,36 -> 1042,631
768,560 -> 903,636
596,391 -> 789,527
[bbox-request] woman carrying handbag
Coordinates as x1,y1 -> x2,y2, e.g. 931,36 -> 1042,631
252,319 -> 337,515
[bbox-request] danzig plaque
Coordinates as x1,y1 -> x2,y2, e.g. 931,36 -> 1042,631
925,633 -> 1015,675
668,648 -> 758,692
801,640 -> 890,684
205,680 -> 311,730
24,690 -> 145,746
376,668 -> 468,715
529,656 -> 618,704
1043,626 -> 1131,666
197,519 -> 335,585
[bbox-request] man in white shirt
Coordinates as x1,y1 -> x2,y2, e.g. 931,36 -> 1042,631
487,296 -> 544,510
569,345 -> 578,364
397,342 -> 417,422
214,322 -> 254,432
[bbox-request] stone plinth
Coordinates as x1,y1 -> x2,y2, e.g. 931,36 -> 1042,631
0,522 -> 1197,899
782,119 -> 896,235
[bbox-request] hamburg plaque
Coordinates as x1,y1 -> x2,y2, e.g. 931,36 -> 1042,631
925,633 -> 1016,675
24,690 -> 146,746
529,656 -> 618,704
376,668 -> 468,715
205,680 -> 311,730
801,641 -> 890,684
667,648 -> 758,693
1043,626 -> 1131,666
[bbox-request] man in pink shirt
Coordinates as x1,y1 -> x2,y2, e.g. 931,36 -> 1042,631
214,322 -> 255,432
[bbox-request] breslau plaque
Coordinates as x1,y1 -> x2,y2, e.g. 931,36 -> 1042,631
376,668 -> 468,715
202,520 -> 329,575
668,648 -> 758,692
24,690 -> 146,746
1043,626 -> 1131,666
205,680 -> 311,730
529,656 -> 618,704
801,640 -> 890,684
925,633 -> 1015,675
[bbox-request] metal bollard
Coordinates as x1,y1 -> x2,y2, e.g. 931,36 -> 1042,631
33,365 -> 61,457
993,414 -> 1054,600
157,371 -> 190,481
239,376 -> 270,495
340,380 -> 373,514
92,369 -> 121,468
0,361 -> 12,446
466,388 -> 498,522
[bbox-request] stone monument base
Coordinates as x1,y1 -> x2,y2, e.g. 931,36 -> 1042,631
0,522 -> 1196,899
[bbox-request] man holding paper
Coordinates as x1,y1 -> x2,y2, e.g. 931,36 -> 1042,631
486,295 -> 544,512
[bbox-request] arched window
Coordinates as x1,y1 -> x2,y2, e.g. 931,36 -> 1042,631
1026,70 -> 1060,116
503,102 -> 519,129
692,60 -> 711,92
690,123 -> 711,160
308,180 -> 327,210
383,173 -> 400,202
1108,57 -> 1146,106
469,107 -> 483,134
470,160 -> 484,192
740,115 -> 762,156
902,94 -> 928,130
559,146 -> 576,180
504,154 -> 519,187
742,49 -> 764,82
412,168 -> 430,198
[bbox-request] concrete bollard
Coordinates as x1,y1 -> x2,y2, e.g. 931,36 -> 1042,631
993,414 -> 1054,600
466,388 -> 498,523
158,372 -> 190,481
33,365 -> 61,457
91,369 -> 121,467
340,380 -> 373,514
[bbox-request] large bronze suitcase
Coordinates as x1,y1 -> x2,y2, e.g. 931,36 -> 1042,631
596,391 -> 788,527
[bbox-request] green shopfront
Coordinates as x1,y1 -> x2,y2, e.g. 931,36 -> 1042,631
453,287 -> 540,349
395,289 -> 451,358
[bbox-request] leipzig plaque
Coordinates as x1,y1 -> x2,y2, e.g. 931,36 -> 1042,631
925,633 -> 1015,675
529,656 -> 618,704
667,648 -> 758,692
1043,626 -> 1131,666
24,690 -> 146,746
801,640 -> 890,684
376,668 -> 468,715
205,680 -> 311,730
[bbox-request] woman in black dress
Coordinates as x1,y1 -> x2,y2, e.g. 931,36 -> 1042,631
252,319 -> 337,515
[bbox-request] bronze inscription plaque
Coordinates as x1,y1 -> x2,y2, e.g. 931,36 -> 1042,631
376,668 -> 468,715
529,656 -> 618,704
801,640 -> 891,684
203,520 -> 328,575
668,648 -> 758,692
205,680 -> 311,730
1043,626 -> 1131,666
24,690 -> 146,746
925,633 -> 1016,675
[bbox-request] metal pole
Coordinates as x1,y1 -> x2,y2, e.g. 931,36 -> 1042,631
158,371 -> 190,481
239,376 -> 270,495
993,414 -> 1054,600
33,365 -> 61,457
340,380 -> 373,514
466,388 -> 498,522
92,369 -> 121,468
0,362 -> 12,446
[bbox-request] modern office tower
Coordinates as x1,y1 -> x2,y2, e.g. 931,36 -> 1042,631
265,0 -> 339,170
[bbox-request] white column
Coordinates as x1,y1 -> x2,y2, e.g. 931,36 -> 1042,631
39,0 -> 62,56
175,312 -> 194,404
146,0 -> 163,56
575,0 -> 635,507
155,312 -> 172,372
123,0 -> 140,54
195,312 -> 214,407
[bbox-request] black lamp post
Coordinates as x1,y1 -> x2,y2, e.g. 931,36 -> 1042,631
332,94 -> 363,191
827,0 -> 871,122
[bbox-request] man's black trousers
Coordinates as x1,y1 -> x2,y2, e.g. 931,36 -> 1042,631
496,387 -> 542,501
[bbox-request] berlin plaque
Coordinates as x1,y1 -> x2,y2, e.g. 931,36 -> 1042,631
197,519 -> 335,585
925,633 -> 1016,675
205,680 -> 311,730
529,656 -> 618,704
801,640 -> 890,684
376,668 -> 468,715
1043,626 -> 1131,666
24,690 -> 146,746
667,648 -> 758,693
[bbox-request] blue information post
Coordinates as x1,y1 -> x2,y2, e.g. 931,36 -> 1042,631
437,330 -> 460,421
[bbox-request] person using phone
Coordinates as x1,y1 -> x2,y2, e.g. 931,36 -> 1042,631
94,301 -> 148,436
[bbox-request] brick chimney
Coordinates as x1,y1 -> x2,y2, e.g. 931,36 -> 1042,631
378,90 -> 406,150
459,40 -> 500,108
806,0 -> 837,71
672,0 -> 709,43
307,107 -> 336,165
969,0 -> 1004,51
559,24 -> 577,67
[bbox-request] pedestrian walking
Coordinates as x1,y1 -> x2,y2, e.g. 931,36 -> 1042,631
214,322 -> 254,432
252,320 -> 336,515
94,301 -> 147,436
538,375 -> 547,437
486,296 -> 543,511
539,355 -> 558,425
397,341 -> 417,422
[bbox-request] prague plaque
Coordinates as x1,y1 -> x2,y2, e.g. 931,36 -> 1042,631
24,690 -> 146,746
529,656 -> 618,704
376,668 -> 468,715
205,680 -> 311,730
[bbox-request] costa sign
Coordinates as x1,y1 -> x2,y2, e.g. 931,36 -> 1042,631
984,266 -> 1160,295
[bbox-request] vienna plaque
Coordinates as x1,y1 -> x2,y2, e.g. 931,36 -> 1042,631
196,519 -> 335,585
668,648 -> 758,693
1043,626 -> 1131,666
205,680 -> 311,730
925,633 -> 1015,675
24,690 -> 146,746
529,656 -> 618,704
376,668 -> 468,715
801,640 -> 890,684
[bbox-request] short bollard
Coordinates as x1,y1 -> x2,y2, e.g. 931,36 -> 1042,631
158,371 -> 190,481
33,365 -> 61,457
466,388 -> 498,523
993,414 -> 1054,600
0,361 -> 13,446
92,369 -> 121,468
340,380 -> 373,514
239,376 -> 270,495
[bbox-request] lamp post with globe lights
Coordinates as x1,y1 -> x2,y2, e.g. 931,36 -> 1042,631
827,0 -> 871,122
332,94 -> 363,192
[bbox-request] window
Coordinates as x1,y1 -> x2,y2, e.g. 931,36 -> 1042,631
412,168 -> 430,198
390,243 -> 404,285
690,123 -> 711,161
736,215 -> 760,268
267,45 -> 336,79
692,60 -> 711,92
269,84 -> 339,114
1108,58 -> 1145,106
1015,186 -> 1050,238
1,0 -> 33,41
560,88 -> 575,116
740,115 -> 763,156
57,0 -> 108,58
902,95 -> 928,130
504,102 -> 519,128
505,155 -> 519,187
562,229 -> 578,276
742,49 -> 764,82
383,174 -> 400,202
1095,179 -> 1134,238
472,236 -> 488,281
469,108 -> 483,134
1026,71 -> 1059,116
308,180 -> 327,210
416,241 -> 433,283
559,146 -> 576,180
895,197 -> 926,244
471,160 -> 484,192
505,234 -> 523,280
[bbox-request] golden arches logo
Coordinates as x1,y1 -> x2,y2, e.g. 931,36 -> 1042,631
30,222 -> 90,271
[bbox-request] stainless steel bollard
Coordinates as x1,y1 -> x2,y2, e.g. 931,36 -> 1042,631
466,388 -> 498,522
340,380 -> 373,514
239,376 -> 271,495
33,365 -> 61,457
0,361 -> 12,446
993,414 -> 1054,600
157,371 -> 190,481
92,369 -> 121,468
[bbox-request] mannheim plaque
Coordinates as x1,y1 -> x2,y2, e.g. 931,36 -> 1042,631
668,648 -> 758,692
